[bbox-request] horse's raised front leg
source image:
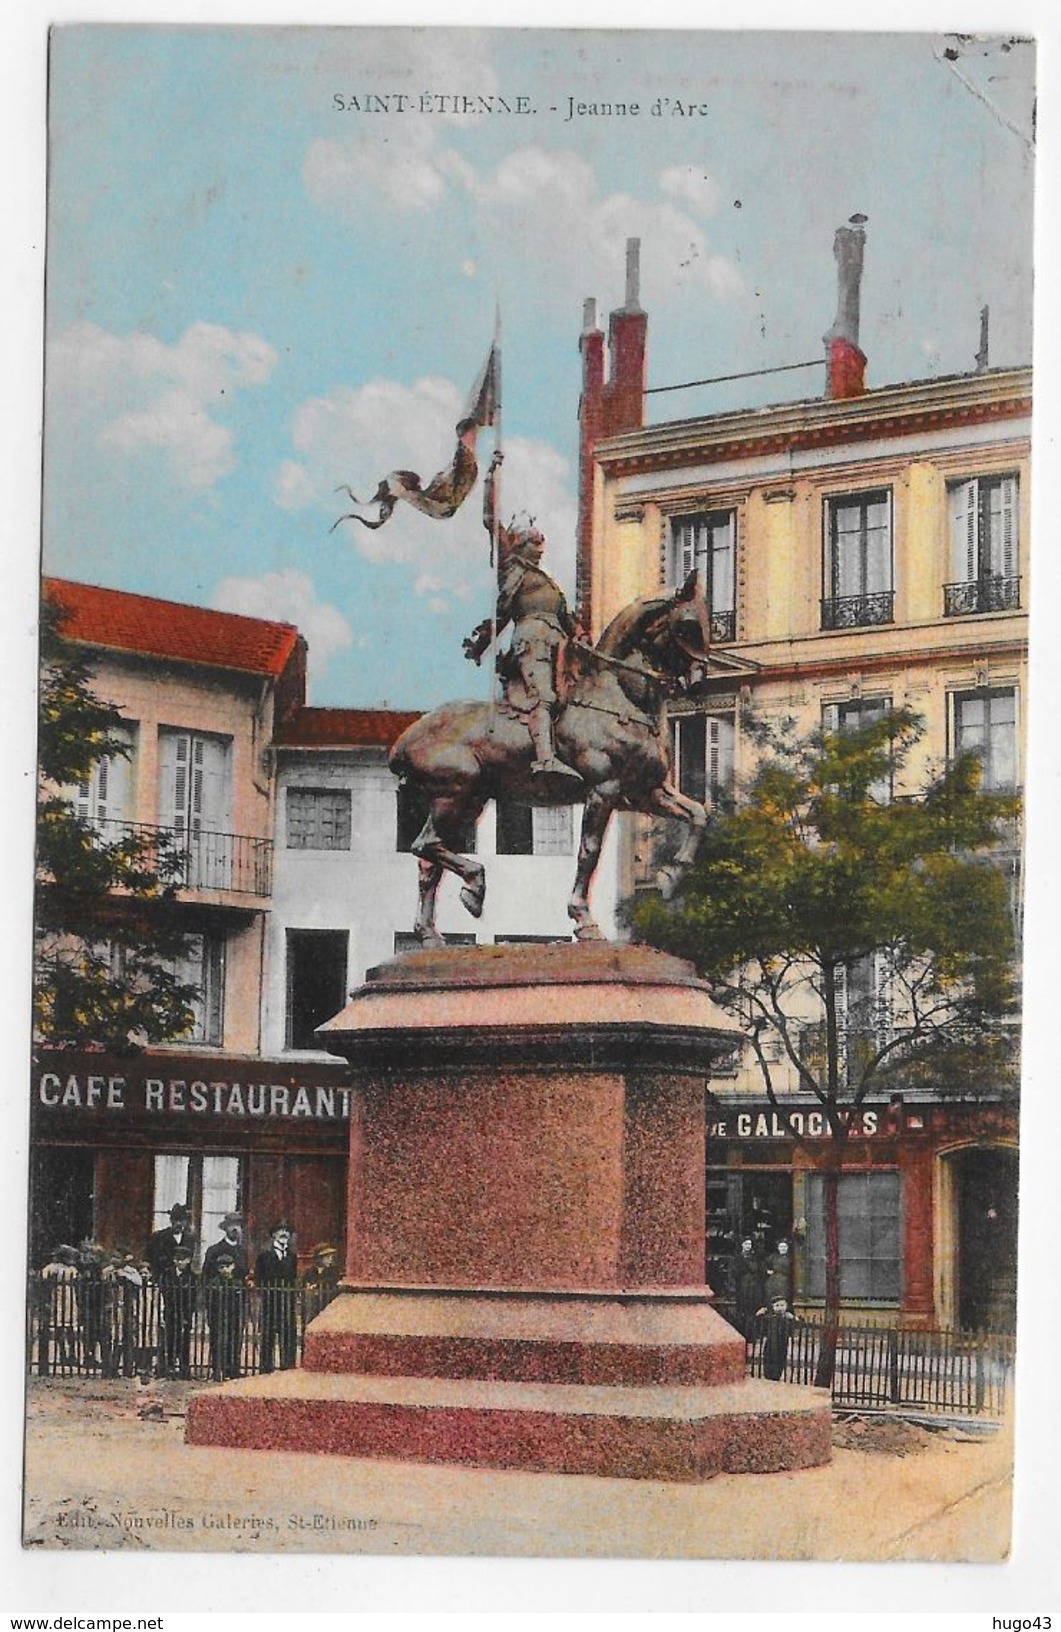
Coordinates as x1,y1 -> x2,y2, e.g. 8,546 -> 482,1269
411,795 -> 487,926
642,782 -> 708,899
568,783 -> 619,940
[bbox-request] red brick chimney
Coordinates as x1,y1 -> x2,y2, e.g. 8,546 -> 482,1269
824,216 -> 868,399
576,239 -> 648,630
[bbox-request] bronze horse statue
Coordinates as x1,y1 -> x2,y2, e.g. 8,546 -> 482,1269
389,572 -> 714,946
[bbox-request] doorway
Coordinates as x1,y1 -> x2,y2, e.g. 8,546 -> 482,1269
956,1147 -> 1018,1332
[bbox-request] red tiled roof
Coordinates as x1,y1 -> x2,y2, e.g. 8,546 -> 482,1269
276,707 -> 422,749
43,578 -> 303,679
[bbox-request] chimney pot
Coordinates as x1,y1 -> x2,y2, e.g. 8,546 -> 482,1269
825,217 -> 868,399
582,297 -> 598,334
625,238 -> 642,312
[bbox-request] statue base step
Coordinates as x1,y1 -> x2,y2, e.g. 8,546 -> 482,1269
186,1368 -> 831,1481
300,1286 -> 747,1386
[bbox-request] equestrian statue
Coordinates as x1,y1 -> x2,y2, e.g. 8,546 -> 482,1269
388,450 -> 716,946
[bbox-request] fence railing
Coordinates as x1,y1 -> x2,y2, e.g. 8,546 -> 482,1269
943,576 -> 1021,617
27,1274 -> 334,1381
28,1277 -> 1016,1416
742,1309 -> 1014,1417
94,819 -> 273,897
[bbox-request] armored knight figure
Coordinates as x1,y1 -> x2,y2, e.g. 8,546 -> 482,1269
462,451 -> 582,782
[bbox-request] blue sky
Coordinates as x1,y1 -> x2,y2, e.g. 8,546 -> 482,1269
41,25 -> 1036,708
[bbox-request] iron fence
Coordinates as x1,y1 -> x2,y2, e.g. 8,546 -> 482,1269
27,1276 -> 1015,1416
27,1273 -> 335,1381
744,1310 -> 1014,1417
94,819 -> 273,896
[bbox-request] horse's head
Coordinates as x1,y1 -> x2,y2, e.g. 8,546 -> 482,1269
649,571 -> 713,695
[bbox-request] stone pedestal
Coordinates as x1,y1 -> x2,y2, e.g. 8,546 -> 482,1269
187,944 -> 831,1479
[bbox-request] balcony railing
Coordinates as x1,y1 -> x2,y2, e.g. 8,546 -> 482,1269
94,819 -> 273,897
710,608 -> 736,644
943,577 -> 1021,617
820,591 -> 895,631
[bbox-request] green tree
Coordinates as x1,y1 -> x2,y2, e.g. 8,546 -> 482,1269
636,707 -> 1019,1384
35,599 -> 200,1052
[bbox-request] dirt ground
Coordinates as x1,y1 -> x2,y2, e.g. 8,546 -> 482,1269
20,1376 -> 1014,1563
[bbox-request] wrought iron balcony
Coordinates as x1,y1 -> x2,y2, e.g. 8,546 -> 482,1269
93,819 -> 273,897
943,577 -> 1021,617
820,591 -> 895,631
710,608 -> 736,644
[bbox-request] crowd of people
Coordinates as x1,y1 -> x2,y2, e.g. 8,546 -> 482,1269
33,1209 -> 342,1382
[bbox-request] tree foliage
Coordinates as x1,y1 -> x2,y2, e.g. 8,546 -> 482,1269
635,707 -> 1020,1371
35,599 -> 200,1052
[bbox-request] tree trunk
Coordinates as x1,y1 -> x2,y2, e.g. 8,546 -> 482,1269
814,1158 -> 842,1389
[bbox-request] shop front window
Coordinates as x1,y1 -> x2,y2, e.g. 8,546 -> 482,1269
151,1153 -> 242,1260
804,1170 -> 902,1303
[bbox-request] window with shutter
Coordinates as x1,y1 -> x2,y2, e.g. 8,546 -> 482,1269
70,726 -> 133,830
670,712 -> 735,803
159,730 -> 232,887
286,787 -> 352,850
670,511 -> 737,639
945,475 -> 1020,613
171,933 -> 226,1046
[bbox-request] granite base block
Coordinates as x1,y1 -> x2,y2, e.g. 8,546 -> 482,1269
186,1370 -> 832,1481
301,1288 -> 748,1387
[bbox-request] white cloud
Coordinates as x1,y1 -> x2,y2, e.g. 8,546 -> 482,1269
467,149 -> 742,304
305,122 -> 448,216
211,569 -> 354,697
304,126 -> 741,305
659,165 -> 722,217
274,373 -> 577,610
48,321 -> 278,491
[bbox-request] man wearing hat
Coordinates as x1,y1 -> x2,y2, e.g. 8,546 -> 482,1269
159,1241 -> 197,1379
202,1214 -> 248,1284
300,1242 -> 341,1327
146,1203 -> 197,1280
256,1221 -> 299,1373
203,1214 -> 248,1381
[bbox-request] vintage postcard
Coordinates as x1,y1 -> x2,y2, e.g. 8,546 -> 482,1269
11,9 -> 1052,1612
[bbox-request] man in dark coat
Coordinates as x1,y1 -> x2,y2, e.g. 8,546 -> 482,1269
204,1248 -> 245,1381
159,1243 -> 197,1379
256,1222 -> 299,1373
202,1213 -> 248,1284
203,1214 -> 247,1381
734,1237 -> 767,1340
146,1204 -> 197,1279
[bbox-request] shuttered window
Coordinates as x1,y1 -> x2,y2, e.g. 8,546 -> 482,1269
73,726 -> 134,827
172,933 -> 225,1046
286,787 -> 352,850
671,511 -> 736,619
495,800 -> 573,855
949,475 -> 1018,582
669,713 -> 735,803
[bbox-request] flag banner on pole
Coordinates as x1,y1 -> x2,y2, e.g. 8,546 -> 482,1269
461,342 -> 501,432
333,342 -> 500,532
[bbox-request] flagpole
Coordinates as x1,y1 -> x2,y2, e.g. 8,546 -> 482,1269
489,302 -> 502,721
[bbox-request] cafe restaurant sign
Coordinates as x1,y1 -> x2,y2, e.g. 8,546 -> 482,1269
33,1055 -> 353,1123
